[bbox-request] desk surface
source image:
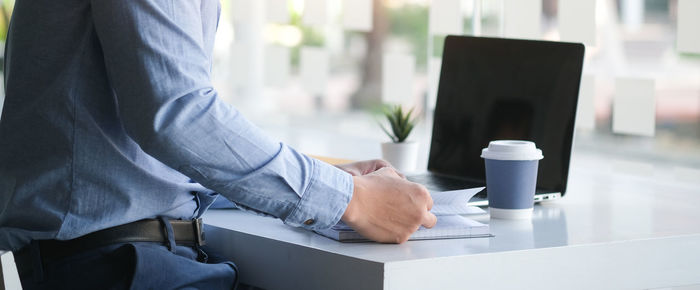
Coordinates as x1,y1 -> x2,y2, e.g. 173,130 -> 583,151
204,151 -> 700,290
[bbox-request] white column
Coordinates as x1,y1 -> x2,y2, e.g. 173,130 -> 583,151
472,0 -> 482,36
620,0 -> 644,31
231,0 -> 270,112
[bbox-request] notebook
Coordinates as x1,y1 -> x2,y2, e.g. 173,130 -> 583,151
316,187 -> 492,242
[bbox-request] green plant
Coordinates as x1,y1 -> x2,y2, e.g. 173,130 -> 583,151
380,105 -> 417,143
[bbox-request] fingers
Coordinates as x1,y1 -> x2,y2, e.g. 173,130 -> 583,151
346,166 -> 436,244
421,212 -> 438,229
373,159 -> 392,170
371,159 -> 406,179
418,184 -> 432,210
340,159 -> 407,178
414,183 -> 435,228
337,159 -> 395,176
369,160 -> 402,177
371,166 -> 402,178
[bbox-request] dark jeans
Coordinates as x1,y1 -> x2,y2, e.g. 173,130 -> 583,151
14,241 -> 238,289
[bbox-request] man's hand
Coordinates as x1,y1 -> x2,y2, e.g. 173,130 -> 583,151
335,159 -> 405,178
341,167 -> 437,243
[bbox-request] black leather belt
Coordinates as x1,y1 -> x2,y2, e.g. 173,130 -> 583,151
16,218 -> 206,269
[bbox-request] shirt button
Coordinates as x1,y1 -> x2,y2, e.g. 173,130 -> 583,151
303,219 -> 315,225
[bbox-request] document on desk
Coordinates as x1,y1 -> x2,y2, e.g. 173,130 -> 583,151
430,187 -> 486,215
316,187 -> 491,242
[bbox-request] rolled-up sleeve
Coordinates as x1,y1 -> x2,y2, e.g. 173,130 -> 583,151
90,0 -> 352,230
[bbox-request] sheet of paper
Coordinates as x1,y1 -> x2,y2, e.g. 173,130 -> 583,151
431,205 -> 485,216
430,187 -> 485,216
342,0 -> 372,32
264,45 -> 290,87
558,0 -> 596,46
418,214 -> 487,230
576,75 -> 595,130
677,0 -> 700,54
300,46 -> 329,95
612,78 -> 656,137
332,214 -> 486,231
303,0 -> 327,27
429,0 -> 463,35
503,0 -> 541,39
382,52 -> 415,106
266,0 -> 290,23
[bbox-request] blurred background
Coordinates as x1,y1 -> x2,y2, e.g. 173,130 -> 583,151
1,0 -> 698,180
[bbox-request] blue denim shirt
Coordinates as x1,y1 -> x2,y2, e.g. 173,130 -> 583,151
0,0 -> 353,251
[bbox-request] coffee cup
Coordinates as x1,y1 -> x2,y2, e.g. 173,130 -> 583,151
481,140 -> 543,219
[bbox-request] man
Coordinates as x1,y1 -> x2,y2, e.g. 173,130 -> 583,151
0,0 -> 437,288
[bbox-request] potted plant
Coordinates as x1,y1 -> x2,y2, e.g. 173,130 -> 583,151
379,105 -> 419,173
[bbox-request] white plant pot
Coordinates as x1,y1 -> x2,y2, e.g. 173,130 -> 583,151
381,141 -> 419,173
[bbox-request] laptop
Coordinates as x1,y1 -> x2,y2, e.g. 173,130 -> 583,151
408,36 -> 585,206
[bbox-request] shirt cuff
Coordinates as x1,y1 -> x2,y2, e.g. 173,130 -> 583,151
282,158 -> 353,230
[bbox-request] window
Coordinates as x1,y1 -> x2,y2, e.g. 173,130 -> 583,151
209,0 -> 700,170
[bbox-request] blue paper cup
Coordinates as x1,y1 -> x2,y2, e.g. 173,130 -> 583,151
481,140 -> 543,219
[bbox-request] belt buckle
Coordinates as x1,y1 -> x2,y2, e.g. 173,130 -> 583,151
193,218 -> 206,247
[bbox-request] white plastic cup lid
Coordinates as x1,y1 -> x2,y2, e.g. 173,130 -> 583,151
480,140 -> 543,161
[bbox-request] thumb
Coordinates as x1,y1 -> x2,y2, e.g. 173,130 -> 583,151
421,212 -> 438,229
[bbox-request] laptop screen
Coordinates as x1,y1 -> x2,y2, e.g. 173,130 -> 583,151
428,36 -> 584,194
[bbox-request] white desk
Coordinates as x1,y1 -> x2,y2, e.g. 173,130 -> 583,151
203,151 -> 700,290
